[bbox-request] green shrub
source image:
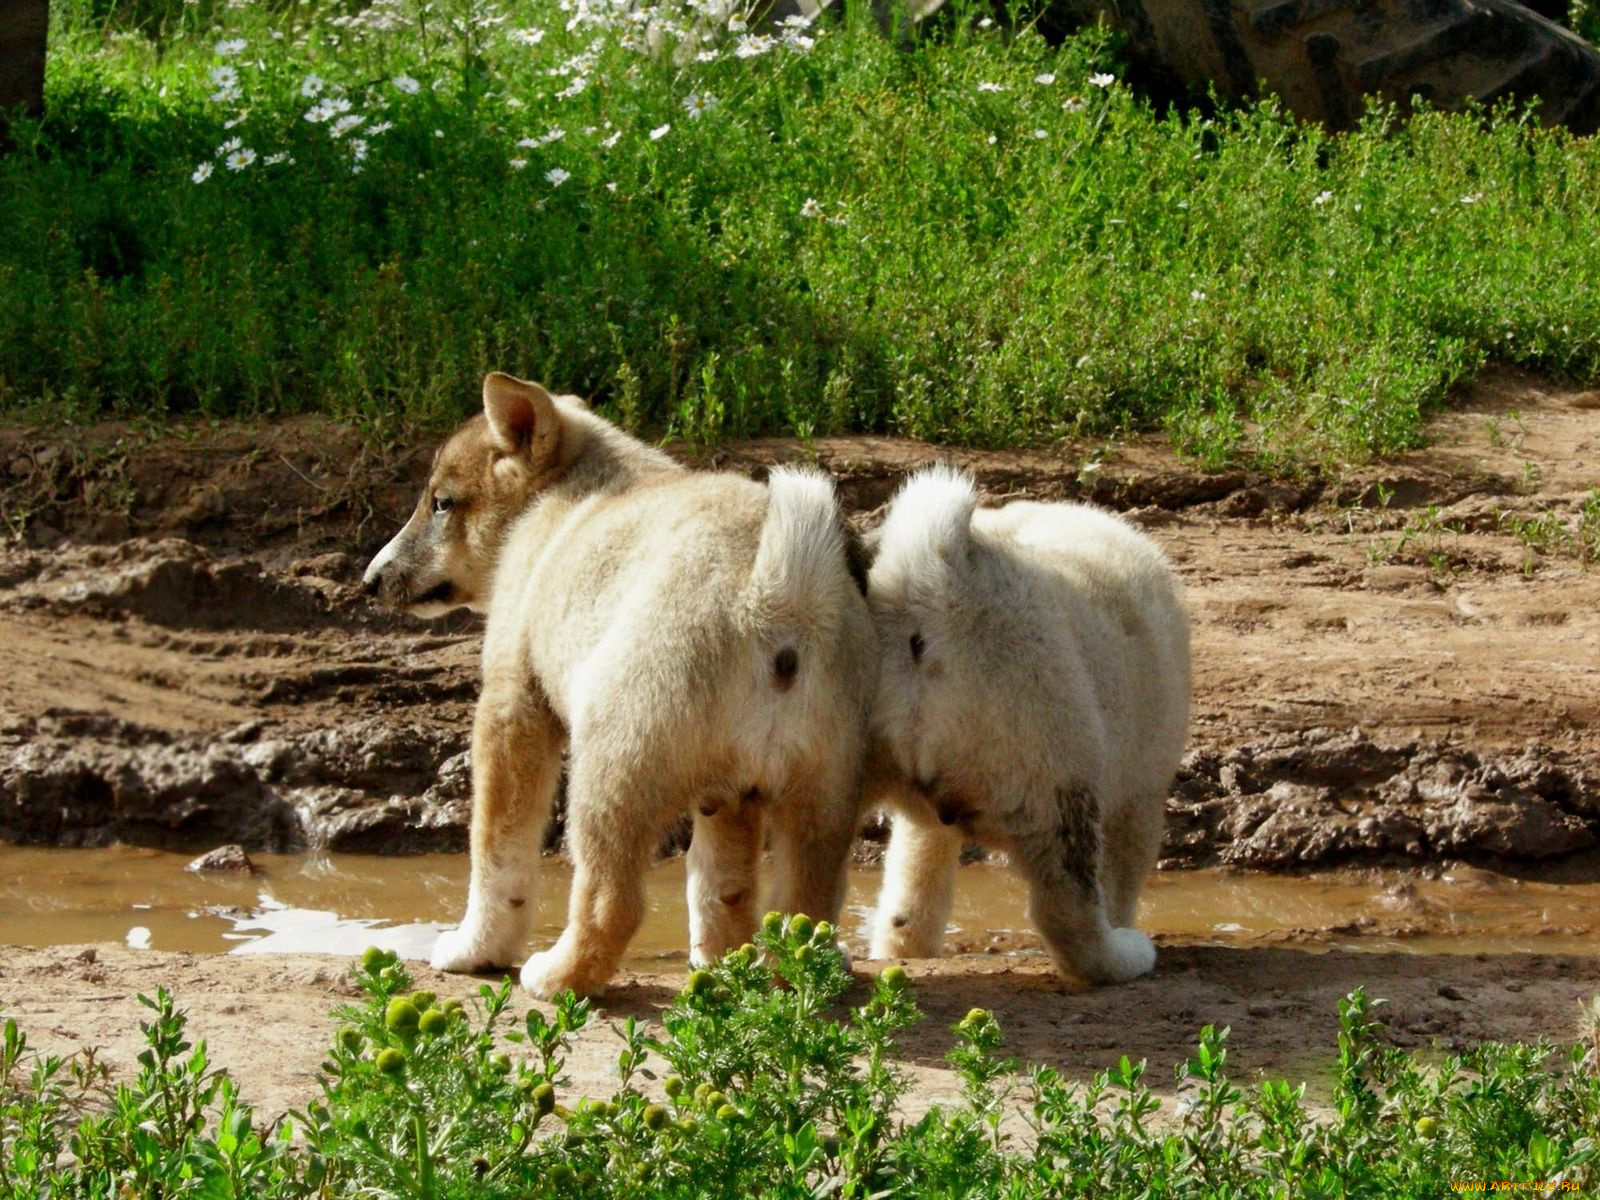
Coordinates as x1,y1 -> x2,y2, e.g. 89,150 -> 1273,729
3,929 -> 1598,1196
5,0 -> 1600,461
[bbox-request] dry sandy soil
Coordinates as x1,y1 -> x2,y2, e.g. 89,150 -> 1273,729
4,943 -> 1598,1125
2,367 -> 1599,1119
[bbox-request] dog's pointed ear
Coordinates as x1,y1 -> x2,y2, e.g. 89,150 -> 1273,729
483,373 -> 560,465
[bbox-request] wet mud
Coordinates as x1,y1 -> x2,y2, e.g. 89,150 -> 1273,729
3,370 -> 1599,1125
2,368 -> 1597,874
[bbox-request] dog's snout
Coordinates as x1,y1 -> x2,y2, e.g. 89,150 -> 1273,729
361,569 -> 383,598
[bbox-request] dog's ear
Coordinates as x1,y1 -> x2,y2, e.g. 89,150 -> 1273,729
483,373 -> 560,466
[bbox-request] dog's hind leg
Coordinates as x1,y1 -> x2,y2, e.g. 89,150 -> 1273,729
1101,792 -> 1164,929
869,800 -> 964,960
432,678 -> 564,974
1010,785 -> 1156,985
763,754 -> 861,934
520,755 -> 663,998
687,794 -> 765,966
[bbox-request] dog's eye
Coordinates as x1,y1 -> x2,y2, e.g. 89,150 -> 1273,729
432,495 -> 454,515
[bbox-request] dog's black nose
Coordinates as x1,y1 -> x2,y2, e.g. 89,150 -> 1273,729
361,571 -> 382,598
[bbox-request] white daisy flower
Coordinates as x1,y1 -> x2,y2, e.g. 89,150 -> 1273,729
191,161 -> 214,183
217,136 -> 244,156
350,138 -> 368,162
330,113 -> 366,138
1032,128 -> 1047,138
512,26 -> 545,44
215,38 -> 248,56
1461,191 -> 1482,205
225,146 -> 256,171
510,156 -> 530,169
734,33 -> 773,57
649,123 -> 671,141
264,151 -> 292,165
683,92 -> 717,119
367,120 -> 393,135
546,166 -> 570,185
209,65 -> 238,88
601,130 -> 622,149
1035,72 -> 1056,85
300,74 -> 324,98
800,197 -> 823,219
977,81 -> 1003,93
1313,190 -> 1333,206
1089,72 -> 1115,87
392,74 -> 422,95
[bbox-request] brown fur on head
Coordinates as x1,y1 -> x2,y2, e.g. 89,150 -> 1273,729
362,373 -> 564,615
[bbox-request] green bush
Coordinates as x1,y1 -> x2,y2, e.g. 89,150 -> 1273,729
5,0 -> 1600,461
3,926 -> 1599,1197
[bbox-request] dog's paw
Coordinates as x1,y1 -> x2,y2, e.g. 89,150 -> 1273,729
520,949 -> 594,999
832,938 -> 854,973
430,928 -> 500,974
1100,927 -> 1157,983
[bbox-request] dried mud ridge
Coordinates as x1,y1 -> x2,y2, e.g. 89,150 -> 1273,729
2,369 -> 1597,874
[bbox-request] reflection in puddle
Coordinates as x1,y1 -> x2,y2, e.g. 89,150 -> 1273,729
2,844 -> 1598,963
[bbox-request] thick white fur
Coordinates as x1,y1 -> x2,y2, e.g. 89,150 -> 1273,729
426,399 -> 875,997
866,465 -> 1189,985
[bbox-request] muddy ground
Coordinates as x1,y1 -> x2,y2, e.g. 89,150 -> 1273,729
2,367 -> 1599,1115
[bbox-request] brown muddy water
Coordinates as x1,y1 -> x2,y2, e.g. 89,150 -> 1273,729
4,848 -> 1600,964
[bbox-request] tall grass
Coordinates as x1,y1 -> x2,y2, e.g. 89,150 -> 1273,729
5,0 -> 1600,460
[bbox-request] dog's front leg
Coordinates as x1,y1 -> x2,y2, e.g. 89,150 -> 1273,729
868,797 -> 964,961
431,679 -> 563,974
686,794 -> 764,966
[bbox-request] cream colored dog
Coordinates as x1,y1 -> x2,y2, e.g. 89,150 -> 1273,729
865,466 -> 1189,985
363,373 -> 875,997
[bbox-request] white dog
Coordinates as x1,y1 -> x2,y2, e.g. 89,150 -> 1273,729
865,466 -> 1189,984
364,373 -> 876,996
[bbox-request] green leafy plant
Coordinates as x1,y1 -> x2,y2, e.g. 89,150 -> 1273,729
4,0 -> 1600,463
4,938 -> 1600,1198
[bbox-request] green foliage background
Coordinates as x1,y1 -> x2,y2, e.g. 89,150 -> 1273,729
5,0 -> 1600,461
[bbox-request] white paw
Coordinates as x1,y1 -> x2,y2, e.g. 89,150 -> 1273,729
870,927 -> 943,961
1102,927 -> 1157,983
832,939 -> 854,973
519,949 -> 577,998
430,927 -> 500,974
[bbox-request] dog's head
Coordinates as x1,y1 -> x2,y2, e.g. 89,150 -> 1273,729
362,372 -> 566,616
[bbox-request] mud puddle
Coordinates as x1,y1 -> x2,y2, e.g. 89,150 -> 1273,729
6,846 -> 1600,963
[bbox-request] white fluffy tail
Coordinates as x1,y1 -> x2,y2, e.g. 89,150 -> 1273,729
745,466 -> 850,645
877,464 -> 978,568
